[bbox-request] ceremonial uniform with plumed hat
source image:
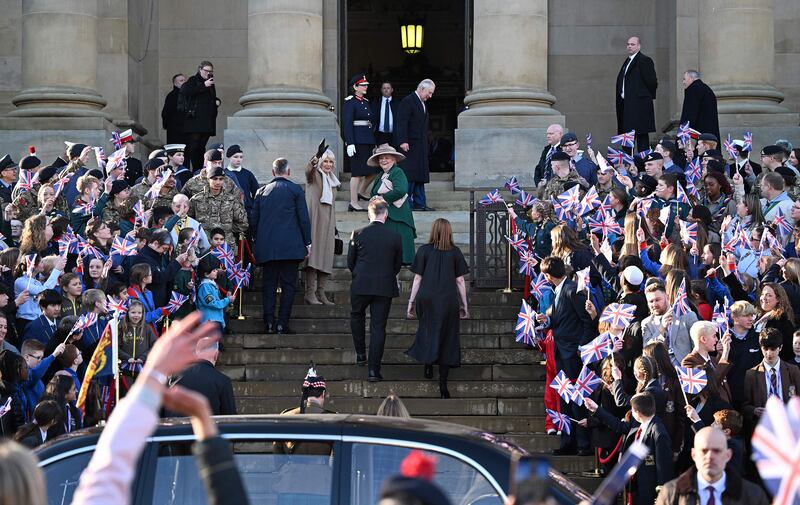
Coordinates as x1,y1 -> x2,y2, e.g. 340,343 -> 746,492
115,129 -> 143,187
342,73 -> 378,178
275,364 -> 336,455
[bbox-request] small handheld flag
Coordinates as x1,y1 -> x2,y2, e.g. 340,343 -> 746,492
106,295 -> 129,316
515,299 -> 537,345
210,243 -> 236,269
610,130 -> 636,148
166,291 -> 190,314
546,408 -> 572,435
751,396 -> 800,505
672,279 -> 691,317
0,396 -> 11,419
576,186 -> 601,216
518,250 -> 538,277
557,185 -> 582,212
585,133 -> 593,149
742,131 -> 753,152
478,189 -> 504,207
550,370 -> 574,404
575,266 -> 591,295
677,122 -> 692,144
772,208 -> 793,240
599,303 -> 637,328
723,134 -> 738,160
515,190 -> 536,208
110,236 -> 138,257
675,365 -> 708,395
504,176 -> 521,194
571,365 -> 603,406
579,333 -> 613,365
680,220 -> 698,247
529,272 -> 553,299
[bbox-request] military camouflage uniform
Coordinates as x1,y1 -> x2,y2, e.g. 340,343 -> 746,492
594,182 -> 615,202
188,187 -> 249,252
102,197 -> 133,224
130,179 -> 179,210
13,185 -> 70,222
540,171 -> 586,202
181,169 -> 241,199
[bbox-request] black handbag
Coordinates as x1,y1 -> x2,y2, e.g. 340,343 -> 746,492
334,228 -> 343,255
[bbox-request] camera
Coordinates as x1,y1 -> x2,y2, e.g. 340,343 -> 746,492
207,72 -> 214,79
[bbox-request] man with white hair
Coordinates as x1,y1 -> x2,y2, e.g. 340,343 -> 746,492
679,69 -> 720,144
396,78 -> 436,211
682,320 -> 732,404
164,193 -> 211,252
534,124 -> 564,186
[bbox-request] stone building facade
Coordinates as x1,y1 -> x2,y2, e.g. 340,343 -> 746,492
0,0 -> 797,187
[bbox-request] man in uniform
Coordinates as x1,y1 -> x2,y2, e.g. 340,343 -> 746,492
559,132 -> 597,186
0,154 -> 16,206
165,143 -> 191,187
129,158 -> 179,210
182,149 -> 240,199
117,129 -> 143,187
188,166 -> 249,253
276,364 -> 335,455
541,151 -> 586,201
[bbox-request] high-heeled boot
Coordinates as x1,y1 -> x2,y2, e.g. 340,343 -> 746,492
304,270 -> 322,305
316,271 -> 335,306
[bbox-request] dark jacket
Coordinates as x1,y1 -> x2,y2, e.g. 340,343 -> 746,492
616,52 -> 658,134
161,85 -> 183,133
342,95 -> 375,146
180,72 -> 218,135
169,360 -> 236,416
371,95 -> 399,135
129,246 -> 182,308
534,143 -> 560,186
191,436 -> 251,505
395,91 -> 429,183
548,279 -> 594,359
252,177 -> 312,264
0,381 -> 25,438
21,314 -> 57,345
726,329 -> 762,409
742,359 -> 800,425
225,167 -> 260,219
348,221 -> 403,298
679,79 -> 720,143
656,468 -> 768,505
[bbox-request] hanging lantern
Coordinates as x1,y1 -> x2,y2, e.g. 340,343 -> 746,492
400,19 -> 424,54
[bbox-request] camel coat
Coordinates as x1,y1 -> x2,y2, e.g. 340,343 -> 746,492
304,159 -> 339,274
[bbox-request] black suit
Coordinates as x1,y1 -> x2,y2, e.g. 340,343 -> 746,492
548,279 -> 594,449
395,92 -> 430,208
593,410 -> 674,505
348,221 -> 403,373
679,79 -> 720,142
168,360 -> 237,415
161,85 -> 186,144
615,52 -> 658,152
534,143 -> 561,186
129,246 -> 182,307
372,96 -> 399,146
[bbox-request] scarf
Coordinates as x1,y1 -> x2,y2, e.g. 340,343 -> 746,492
318,167 -> 340,206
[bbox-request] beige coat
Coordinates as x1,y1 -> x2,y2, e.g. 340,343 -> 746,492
304,159 -> 339,273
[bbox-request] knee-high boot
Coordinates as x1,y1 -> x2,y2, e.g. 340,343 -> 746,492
316,271 -> 335,306
304,269 -> 322,305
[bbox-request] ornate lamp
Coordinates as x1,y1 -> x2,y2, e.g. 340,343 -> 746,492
400,18 -> 424,54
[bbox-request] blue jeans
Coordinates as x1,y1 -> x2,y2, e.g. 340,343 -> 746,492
408,181 -> 427,209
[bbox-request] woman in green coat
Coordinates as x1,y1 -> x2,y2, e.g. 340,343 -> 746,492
368,144 -> 417,264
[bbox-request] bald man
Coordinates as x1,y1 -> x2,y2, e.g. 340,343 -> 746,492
656,427 -> 768,505
534,124 -> 564,186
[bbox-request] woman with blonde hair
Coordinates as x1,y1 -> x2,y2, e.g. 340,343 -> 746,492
376,393 -> 411,419
0,440 -> 47,505
406,218 -> 469,399
304,147 -> 341,305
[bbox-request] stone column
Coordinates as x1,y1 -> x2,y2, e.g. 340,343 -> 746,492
455,0 -> 563,188
698,0 -> 798,148
225,0 -> 340,181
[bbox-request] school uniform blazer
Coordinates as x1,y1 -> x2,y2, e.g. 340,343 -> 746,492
742,360 -> 800,425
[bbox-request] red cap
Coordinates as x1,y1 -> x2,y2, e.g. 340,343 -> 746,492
28,146 -> 35,154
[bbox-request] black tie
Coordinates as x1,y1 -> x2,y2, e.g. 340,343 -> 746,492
544,147 -> 555,180
382,98 -> 390,133
706,486 -> 715,505
770,368 -> 779,397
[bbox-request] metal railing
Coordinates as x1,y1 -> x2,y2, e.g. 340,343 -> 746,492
469,191 -> 525,290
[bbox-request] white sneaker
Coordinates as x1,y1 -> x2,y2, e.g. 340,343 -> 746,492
547,429 -> 557,435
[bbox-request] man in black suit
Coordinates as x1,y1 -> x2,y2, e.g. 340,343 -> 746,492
615,36 -> 658,153
167,337 -> 236,416
252,157 -> 312,335
727,140 -> 762,183
533,124 -> 564,187
396,78 -> 435,211
372,81 -> 399,147
585,393 -> 674,505
537,256 -> 594,455
348,197 -> 403,381
679,69 -> 720,143
161,73 -> 188,144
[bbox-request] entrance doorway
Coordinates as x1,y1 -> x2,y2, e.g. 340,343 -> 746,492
342,0 -> 467,173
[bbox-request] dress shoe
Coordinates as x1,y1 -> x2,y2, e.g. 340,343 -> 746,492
422,206 -> 436,212
357,193 -> 371,201
265,323 -> 275,334
439,385 -> 451,399
356,354 -> 367,366
576,448 -> 593,457
546,429 -> 557,436
368,370 -> 383,382
551,447 -> 577,456
276,325 -> 295,335
348,204 -> 367,212
423,364 -> 433,379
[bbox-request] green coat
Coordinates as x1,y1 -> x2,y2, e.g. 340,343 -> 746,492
371,165 -> 417,264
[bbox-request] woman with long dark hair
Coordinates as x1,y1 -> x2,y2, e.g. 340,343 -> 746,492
14,399 -> 60,448
41,374 -> 81,438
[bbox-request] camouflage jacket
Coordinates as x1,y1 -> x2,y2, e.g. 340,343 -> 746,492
181,170 -> 241,200
188,187 -> 249,248
540,171 -> 586,202
102,197 -> 133,223
13,184 -> 70,222
130,179 -> 179,210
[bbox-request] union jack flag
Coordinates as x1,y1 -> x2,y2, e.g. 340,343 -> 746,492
680,220 -> 698,246
712,301 -> 729,335
576,186 -> 601,216
551,198 -> 572,221
227,261 -> 247,284
546,408 -> 571,435
52,173 -> 72,198
686,157 -> 702,182
515,190 -> 536,208
677,122 -> 692,144
751,396 -> 800,505
675,365 -> 708,394
571,365 -> 603,405
94,146 -> 107,170
0,396 -> 11,419
585,133 -> 592,149
106,295 -> 129,316
597,194 -> 614,218
15,170 -> 38,192
672,279 -> 691,317
550,370 -> 574,404
685,178 -> 700,200
518,250 -> 538,277
761,228 -> 783,253
588,215 -> 622,237
515,299 -> 537,345
575,266 -> 591,294
637,148 -> 653,159
557,185 -> 581,211
110,236 -> 138,257
110,131 -> 123,150
185,230 -> 200,251
72,198 -> 95,215
773,208 -> 793,240
24,253 -> 36,277
676,182 -> 690,205
723,134 -> 738,160
505,233 -> 529,255
504,176 -> 521,194
529,272 -> 552,298
238,263 -> 252,288
106,147 -> 127,172
133,200 -> 146,224
607,147 -> 633,166
599,303 -> 637,328
478,189 -> 504,206
742,131 -> 753,152
611,130 -> 636,148
166,291 -> 189,314
71,312 -> 98,334
722,225 -> 743,253
579,333 -> 613,365
739,227 -> 752,252
211,243 -> 235,268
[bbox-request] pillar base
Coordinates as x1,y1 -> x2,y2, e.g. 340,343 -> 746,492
234,89 -> 335,118
8,86 -> 110,119
461,88 -> 560,117
0,116 -> 115,165
718,112 -> 800,155
225,115 -> 342,183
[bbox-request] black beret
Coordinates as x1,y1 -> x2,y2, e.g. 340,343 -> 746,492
86,168 -> 104,179
560,132 -> 578,144
38,165 -> 58,184
700,149 -> 723,160
644,152 -> 663,163
762,145 -> 783,156
691,205 -> 712,227
67,143 -> 88,159
51,156 -> 68,170
637,175 -> 658,192
658,139 -> 676,153
776,165 -> 798,184
144,158 -> 165,172
0,154 -> 15,171
226,144 -> 243,158
20,155 -> 41,171
109,180 -> 130,198
379,476 -> 452,505
208,142 -> 224,151
698,133 -> 719,143
207,166 -> 226,178
204,149 -> 223,162
551,151 -> 571,162
706,159 -> 726,174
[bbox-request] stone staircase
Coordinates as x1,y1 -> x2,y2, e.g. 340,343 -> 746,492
221,172 -> 601,490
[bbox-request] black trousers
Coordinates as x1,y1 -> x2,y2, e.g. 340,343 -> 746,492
375,131 -> 394,147
261,260 -> 300,327
186,132 -> 211,171
350,294 -> 392,372
555,349 -> 590,450
634,133 -> 651,154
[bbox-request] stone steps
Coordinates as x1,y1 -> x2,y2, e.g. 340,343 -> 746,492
231,333 -> 529,350
227,318 -> 514,335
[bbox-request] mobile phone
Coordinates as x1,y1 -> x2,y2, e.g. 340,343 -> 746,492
510,454 -> 549,496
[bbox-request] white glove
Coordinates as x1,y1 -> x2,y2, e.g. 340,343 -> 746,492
347,144 -> 356,157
